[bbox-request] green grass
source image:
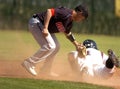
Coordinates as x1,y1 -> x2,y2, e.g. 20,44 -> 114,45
0,30 -> 39,60
0,30 -> 118,89
0,77 -> 113,89
0,30 -> 120,60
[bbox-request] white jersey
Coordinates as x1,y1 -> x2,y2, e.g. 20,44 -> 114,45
69,48 -> 115,79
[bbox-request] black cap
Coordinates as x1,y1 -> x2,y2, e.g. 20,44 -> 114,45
74,5 -> 88,19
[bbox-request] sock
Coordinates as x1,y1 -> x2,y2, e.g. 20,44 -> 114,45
105,58 -> 114,69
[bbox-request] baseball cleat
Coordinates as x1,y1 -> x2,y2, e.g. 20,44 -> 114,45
22,61 -> 37,76
107,49 -> 120,67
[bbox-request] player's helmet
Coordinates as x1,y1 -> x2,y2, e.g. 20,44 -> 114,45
83,39 -> 98,49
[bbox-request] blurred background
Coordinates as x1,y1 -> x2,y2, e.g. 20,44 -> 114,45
0,0 -> 120,35
0,0 -> 120,61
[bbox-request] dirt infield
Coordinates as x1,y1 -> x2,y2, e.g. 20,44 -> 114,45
0,60 -> 120,89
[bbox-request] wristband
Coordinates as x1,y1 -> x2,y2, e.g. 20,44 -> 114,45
67,33 -> 75,42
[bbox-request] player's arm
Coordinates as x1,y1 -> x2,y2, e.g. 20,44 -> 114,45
42,8 -> 56,49
65,32 -> 80,47
65,32 -> 87,58
43,8 -> 55,37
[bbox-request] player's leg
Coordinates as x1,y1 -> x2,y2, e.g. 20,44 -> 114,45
106,49 -> 120,68
93,65 -> 115,79
94,49 -> 119,79
68,51 -> 80,73
29,19 -> 56,62
22,17 -> 56,76
103,49 -> 119,78
40,34 -> 60,76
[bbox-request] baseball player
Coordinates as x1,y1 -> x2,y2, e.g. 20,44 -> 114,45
68,39 -> 119,80
22,4 -> 88,76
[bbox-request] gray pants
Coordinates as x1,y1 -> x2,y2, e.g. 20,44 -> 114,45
28,17 -> 60,72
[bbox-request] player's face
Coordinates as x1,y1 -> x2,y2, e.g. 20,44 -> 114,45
74,12 -> 85,22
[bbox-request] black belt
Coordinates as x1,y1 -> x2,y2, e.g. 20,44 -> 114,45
32,14 -> 38,18
32,14 -> 43,30
32,14 -> 41,22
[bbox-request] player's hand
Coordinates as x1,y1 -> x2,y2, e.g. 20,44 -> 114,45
77,43 -> 87,58
42,28 -> 49,37
76,43 -> 83,50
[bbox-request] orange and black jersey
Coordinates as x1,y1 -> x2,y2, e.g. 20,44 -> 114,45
36,6 -> 73,34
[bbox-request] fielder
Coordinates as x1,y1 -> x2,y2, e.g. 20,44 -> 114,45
68,39 -> 119,80
22,4 -> 88,76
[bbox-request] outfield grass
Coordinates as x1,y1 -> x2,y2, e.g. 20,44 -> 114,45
0,30 -> 119,61
0,77 -> 113,89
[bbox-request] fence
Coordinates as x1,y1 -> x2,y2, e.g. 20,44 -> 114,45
0,0 -> 120,35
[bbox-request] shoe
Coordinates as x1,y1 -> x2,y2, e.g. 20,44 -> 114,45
22,61 -> 37,76
107,49 -> 120,67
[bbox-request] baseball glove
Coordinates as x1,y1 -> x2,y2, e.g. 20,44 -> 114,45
77,45 -> 87,58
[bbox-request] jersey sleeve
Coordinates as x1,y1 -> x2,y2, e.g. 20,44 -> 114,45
50,8 -> 55,16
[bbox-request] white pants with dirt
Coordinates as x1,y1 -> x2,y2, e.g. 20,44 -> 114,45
68,48 -> 115,80
27,17 -> 60,72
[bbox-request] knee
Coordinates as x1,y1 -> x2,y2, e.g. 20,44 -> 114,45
49,43 -> 56,50
105,58 -> 114,69
42,43 -> 56,51
50,43 -> 60,57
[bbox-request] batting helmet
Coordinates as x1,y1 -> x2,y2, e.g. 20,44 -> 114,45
83,39 -> 98,49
